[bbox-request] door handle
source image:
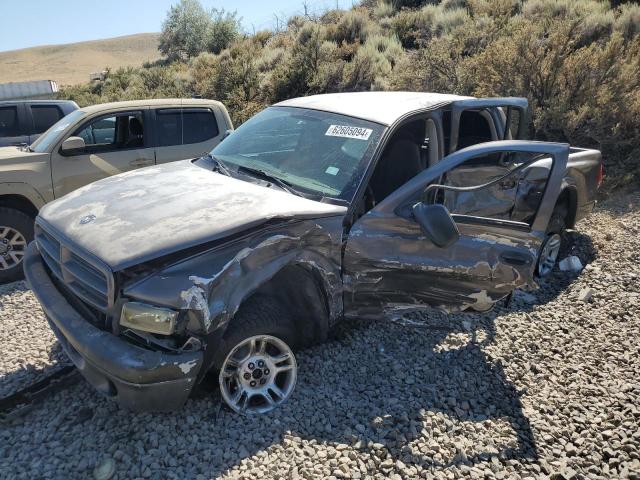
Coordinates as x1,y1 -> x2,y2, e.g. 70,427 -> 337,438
499,251 -> 532,266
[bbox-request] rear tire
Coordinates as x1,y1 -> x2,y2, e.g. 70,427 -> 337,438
536,204 -> 567,277
216,296 -> 298,414
0,207 -> 34,283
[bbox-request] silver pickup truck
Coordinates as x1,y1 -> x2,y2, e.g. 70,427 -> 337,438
0,98 -> 232,282
25,92 -> 602,414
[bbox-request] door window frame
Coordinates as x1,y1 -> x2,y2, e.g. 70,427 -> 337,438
349,111 -> 444,222
60,109 -> 150,156
152,107 -> 220,148
449,98 -> 529,154
0,104 -> 21,138
28,104 -> 64,135
373,140 -> 568,235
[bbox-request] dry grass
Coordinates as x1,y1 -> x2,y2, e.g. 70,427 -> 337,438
0,33 -> 161,86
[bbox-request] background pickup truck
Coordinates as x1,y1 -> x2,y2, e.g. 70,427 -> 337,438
0,98 -> 232,282
0,100 -> 78,147
25,92 -> 603,414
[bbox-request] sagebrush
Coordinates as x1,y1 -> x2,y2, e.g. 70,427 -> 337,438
60,0 -> 640,184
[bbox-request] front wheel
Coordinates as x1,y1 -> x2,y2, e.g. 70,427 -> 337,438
0,207 -> 34,283
217,296 -> 298,414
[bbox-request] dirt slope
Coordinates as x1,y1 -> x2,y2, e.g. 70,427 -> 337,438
0,33 -> 161,86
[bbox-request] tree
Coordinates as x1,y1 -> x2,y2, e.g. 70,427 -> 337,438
206,8 -> 242,54
159,0 -> 211,60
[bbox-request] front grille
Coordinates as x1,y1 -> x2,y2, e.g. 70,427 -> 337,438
35,221 -> 114,312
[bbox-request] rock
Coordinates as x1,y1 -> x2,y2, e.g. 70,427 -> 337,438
578,288 -> 594,303
559,256 -> 584,272
93,458 -> 116,480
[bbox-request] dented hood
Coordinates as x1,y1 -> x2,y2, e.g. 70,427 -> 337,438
39,160 -> 346,270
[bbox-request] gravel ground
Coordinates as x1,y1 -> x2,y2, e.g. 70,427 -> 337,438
1,191 -> 639,479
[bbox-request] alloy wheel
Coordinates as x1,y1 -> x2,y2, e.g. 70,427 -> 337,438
0,226 -> 26,271
537,233 -> 562,277
219,335 -> 297,414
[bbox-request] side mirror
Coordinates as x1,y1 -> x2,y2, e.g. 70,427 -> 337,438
412,203 -> 460,248
222,129 -> 233,139
60,136 -> 85,153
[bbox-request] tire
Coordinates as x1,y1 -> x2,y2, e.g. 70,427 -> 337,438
536,204 -> 568,277
546,203 -> 568,236
216,295 -> 298,414
0,207 -> 34,283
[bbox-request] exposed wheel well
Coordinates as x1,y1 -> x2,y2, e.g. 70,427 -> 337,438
556,187 -> 577,228
243,264 -> 331,348
0,195 -> 38,219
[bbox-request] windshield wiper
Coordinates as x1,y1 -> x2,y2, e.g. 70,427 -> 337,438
204,154 -> 231,176
237,165 -> 308,198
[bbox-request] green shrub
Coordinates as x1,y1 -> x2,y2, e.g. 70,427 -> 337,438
333,9 -> 378,44
206,8 -> 242,54
441,0 -> 469,11
58,0 -> 640,181
432,7 -> 470,36
391,5 -> 438,47
363,34 -> 404,66
343,34 -> 404,91
256,46 -> 287,73
374,1 -> 396,18
159,0 -> 211,60
614,3 -> 640,40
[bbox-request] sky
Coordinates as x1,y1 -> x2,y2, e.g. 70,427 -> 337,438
0,0 -> 352,52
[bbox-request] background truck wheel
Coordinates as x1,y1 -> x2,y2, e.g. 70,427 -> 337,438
0,207 -> 34,283
536,204 -> 568,277
216,295 -> 298,414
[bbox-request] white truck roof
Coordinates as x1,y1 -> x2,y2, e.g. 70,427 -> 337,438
276,91 -> 474,126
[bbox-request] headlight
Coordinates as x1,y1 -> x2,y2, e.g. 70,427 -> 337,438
120,302 -> 178,335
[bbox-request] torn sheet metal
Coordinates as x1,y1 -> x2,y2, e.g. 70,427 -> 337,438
177,217 -> 344,333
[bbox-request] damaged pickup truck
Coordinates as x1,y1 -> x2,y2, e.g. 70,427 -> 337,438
24,92 -> 603,414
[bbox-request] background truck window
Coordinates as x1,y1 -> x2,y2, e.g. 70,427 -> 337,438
0,106 -> 19,137
75,113 -> 144,150
30,105 -> 63,134
156,108 -> 218,146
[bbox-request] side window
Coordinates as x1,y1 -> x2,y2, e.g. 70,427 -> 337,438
74,112 -> 144,151
457,110 -> 494,149
436,152 -> 551,225
31,105 -> 63,134
156,108 -> 219,147
182,109 -> 219,144
364,119 -> 426,212
156,110 -> 182,147
443,108 -> 496,153
0,106 -> 19,137
499,106 -> 525,140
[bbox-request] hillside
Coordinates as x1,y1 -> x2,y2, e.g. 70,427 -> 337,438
0,33 -> 161,85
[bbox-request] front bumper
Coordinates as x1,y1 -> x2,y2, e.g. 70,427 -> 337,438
23,242 -> 203,412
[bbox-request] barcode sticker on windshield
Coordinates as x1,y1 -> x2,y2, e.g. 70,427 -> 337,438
325,125 -> 372,141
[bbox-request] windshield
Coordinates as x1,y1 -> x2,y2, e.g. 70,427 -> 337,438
205,106 -> 384,201
30,109 -> 85,153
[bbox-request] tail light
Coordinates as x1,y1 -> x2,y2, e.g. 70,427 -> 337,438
596,163 -> 604,188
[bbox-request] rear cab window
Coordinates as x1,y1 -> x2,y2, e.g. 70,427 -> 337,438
155,108 -> 219,147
